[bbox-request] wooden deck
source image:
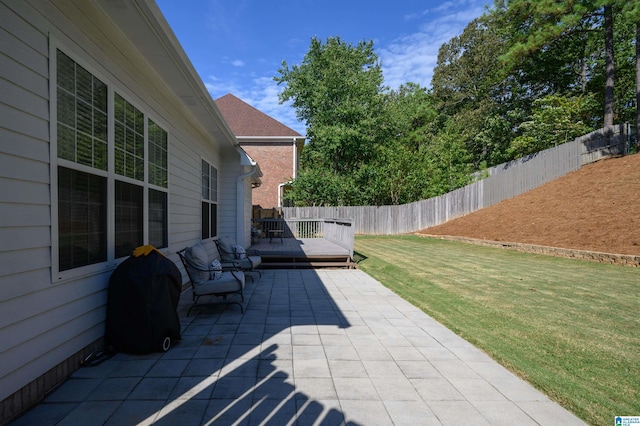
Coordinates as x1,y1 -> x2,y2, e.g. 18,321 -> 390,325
250,237 -> 354,269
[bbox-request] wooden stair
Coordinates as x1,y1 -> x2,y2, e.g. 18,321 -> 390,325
259,254 -> 355,269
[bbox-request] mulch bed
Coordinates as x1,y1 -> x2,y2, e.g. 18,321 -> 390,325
418,153 -> 640,257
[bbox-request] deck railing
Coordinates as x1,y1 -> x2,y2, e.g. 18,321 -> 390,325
253,218 -> 355,257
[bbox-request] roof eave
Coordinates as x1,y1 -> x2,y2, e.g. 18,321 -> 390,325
97,0 -> 238,149
236,135 -> 307,143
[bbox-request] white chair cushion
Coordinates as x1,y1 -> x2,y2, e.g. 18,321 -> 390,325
217,237 -> 236,262
194,271 -> 245,296
184,243 -> 209,284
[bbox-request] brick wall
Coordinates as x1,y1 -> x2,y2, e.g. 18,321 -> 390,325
242,143 -> 294,208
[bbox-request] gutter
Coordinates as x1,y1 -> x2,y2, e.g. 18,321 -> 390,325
236,168 -> 258,245
235,136 -> 306,140
278,183 -> 287,208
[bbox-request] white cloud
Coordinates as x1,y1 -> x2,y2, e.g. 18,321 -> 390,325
202,0 -> 489,137
204,74 -> 305,135
432,2 -> 457,13
380,32 -> 441,89
380,1 -> 487,89
204,75 -> 242,99
243,76 -> 304,135
219,57 -> 246,67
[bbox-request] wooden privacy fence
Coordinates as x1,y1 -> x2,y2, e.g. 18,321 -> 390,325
284,125 -> 630,235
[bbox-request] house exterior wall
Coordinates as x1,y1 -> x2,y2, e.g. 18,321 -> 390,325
0,1 -> 252,419
219,152 -> 242,244
241,174 -> 254,247
242,143 -> 295,208
218,153 -> 256,248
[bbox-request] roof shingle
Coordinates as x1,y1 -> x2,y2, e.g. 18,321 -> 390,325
215,93 -> 301,137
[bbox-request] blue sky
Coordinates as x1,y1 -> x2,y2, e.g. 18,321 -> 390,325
156,0 -> 491,135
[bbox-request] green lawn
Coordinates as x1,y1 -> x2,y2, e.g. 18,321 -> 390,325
355,235 -> 639,425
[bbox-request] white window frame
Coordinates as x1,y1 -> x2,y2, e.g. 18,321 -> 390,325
201,158 -> 218,240
50,39 -> 169,283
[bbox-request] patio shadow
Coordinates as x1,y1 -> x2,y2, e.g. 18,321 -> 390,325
140,268 -> 357,424
146,344 -> 360,425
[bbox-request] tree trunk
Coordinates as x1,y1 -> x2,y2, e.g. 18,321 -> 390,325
604,5 -> 614,127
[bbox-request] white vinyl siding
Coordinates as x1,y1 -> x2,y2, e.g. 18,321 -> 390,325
217,159 -> 236,239
217,156 -> 252,247
1,1 -> 80,402
0,12 -> 50,276
241,174 -> 253,247
0,0 -> 248,406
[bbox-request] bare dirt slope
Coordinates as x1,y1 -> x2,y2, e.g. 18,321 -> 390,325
419,153 -> 640,256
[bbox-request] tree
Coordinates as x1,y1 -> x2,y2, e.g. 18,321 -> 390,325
508,93 -> 598,158
431,14 -> 520,168
621,1 -> 640,148
283,168 -> 358,207
432,17 -> 504,114
275,37 -> 386,177
276,37 -> 393,206
422,116 -> 474,196
623,1 -> 640,142
278,3 -> 639,207
277,37 -> 461,206
379,83 -> 438,203
603,4 -> 614,126
498,0 -> 624,128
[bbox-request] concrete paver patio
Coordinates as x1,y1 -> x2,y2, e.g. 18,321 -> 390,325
11,269 -> 585,425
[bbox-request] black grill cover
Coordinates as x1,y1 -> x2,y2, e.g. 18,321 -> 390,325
105,249 -> 182,353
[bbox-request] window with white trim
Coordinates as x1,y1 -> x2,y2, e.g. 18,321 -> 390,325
55,48 -> 169,275
201,159 -> 218,239
148,118 -> 169,249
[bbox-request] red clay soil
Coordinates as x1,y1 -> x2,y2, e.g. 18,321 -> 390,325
418,153 -> 640,256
